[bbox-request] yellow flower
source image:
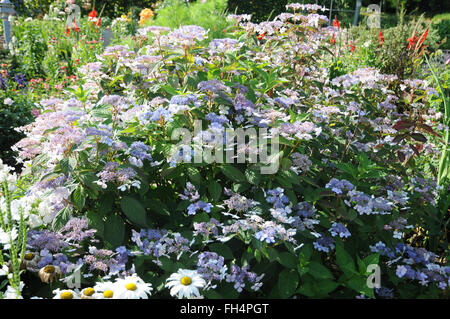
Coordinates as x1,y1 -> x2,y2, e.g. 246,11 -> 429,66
139,8 -> 154,25
120,14 -> 131,23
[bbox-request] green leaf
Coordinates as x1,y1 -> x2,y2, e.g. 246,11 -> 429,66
315,279 -> 339,296
161,84 -> 178,96
308,261 -> 334,280
276,252 -> 298,269
336,242 -> 357,276
297,281 -> 315,297
98,193 -> 114,215
72,185 -> 86,211
147,199 -> 170,217
59,157 -> 76,175
104,213 -> 125,248
86,210 -> 104,239
121,196 -> 148,227
232,182 -> 251,193
52,206 -> 71,231
245,167 -> 261,185
220,164 -> 246,182
335,162 -> 357,179
208,243 -> 234,260
361,253 -> 380,274
278,269 -> 299,298
208,181 -> 222,202
186,166 -> 202,184
347,276 -> 375,298
299,243 -> 313,261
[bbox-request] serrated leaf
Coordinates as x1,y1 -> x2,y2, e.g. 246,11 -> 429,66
278,269 -> 299,298
276,252 -> 298,269
336,242 -> 357,276
411,133 -> 427,143
220,164 -> 246,182
245,167 -> 261,185
308,261 -> 334,279
52,206 -> 71,231
104,213 -> 125,248
72,185 -> 86,211
208,181 -> 222,201
121,196 -> 148,227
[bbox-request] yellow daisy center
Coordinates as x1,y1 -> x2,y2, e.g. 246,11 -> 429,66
180,276 -> 192,286
103,290 -> 114,298
24,253 -> 34,260
44,265 -> 55,273
61,291 -> 73,299
125,283 -> 137,291
83,288 -> 95,296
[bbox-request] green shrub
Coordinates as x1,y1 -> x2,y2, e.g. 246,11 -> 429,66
432,14 -> 450,50
147,0 -> 231,39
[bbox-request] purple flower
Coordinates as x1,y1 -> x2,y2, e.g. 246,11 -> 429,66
266,188 -> 290,209
187,201 -> 213,215
313,236 -> 335,253
325,178 -> 355,195
170,94 -> 199,106
60,217 -> 96,243
197,252 -> 227,281
198,80 -> 231,94
329,222 -> 351,238
255,227 -> 276,244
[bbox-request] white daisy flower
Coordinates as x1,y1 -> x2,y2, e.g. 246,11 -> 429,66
93,281 -> 117,299
52,288 -> 80,299
22,251 -> 40,270
80,287 -> 96,299
165,269 -> 206,299
113,275 -> 153,299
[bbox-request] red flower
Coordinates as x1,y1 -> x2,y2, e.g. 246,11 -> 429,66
65,27 -> 71,36
333,17 -> 340,29
418,27 -> 429,48
88,8 -> 97,20
407,33 -> 417,49
73,19 -> 81,33
349,43 -> 355,52
97,18 -> 101,27
330,34 -> 336,44
257,32 -> 265,40
378,31 -> 384,46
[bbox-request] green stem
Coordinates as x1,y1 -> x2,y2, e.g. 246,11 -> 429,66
425,55 -> 449,186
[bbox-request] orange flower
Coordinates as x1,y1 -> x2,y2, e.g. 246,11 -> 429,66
257,32 -> 266,40
139,8 -> 154,25
330,33 -> 335,44
65,27 -> 71,36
